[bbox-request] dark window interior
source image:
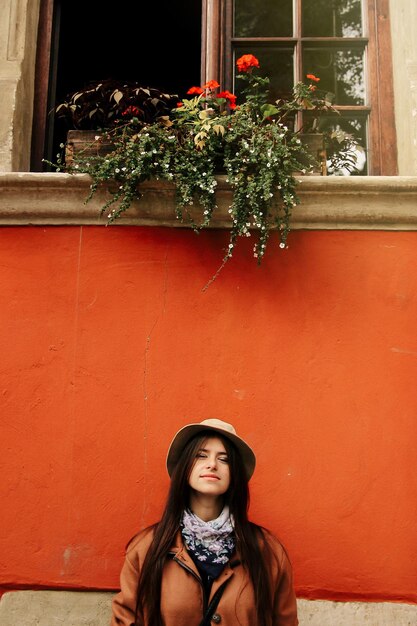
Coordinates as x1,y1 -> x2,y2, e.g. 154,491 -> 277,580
42,0 -> 201,170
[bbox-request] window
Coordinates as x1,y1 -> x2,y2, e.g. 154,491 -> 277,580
33,0 -> 201,170
219,0 -> 397,175
33,0 -> 396,175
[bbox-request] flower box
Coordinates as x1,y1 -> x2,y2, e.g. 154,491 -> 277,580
64,130 -> 327,175
65,130 -> 115,165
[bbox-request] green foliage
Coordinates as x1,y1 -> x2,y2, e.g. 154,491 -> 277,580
50,57 -> 360,285
54,79 -> 179,130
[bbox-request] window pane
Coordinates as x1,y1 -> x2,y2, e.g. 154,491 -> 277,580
303,47 -> 365,105
304,112 -> 368,175
303,0 -> 363,37
234,0 -> 293,37
233,47 -> 294,102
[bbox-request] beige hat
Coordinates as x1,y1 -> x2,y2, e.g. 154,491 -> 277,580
166,418 -> 256,480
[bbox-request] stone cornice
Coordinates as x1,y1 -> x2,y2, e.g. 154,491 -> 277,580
1,173 -> 417,230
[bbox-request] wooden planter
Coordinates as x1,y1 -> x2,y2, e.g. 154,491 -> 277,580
65,130 -> 327,174
65,130 -> 115,165
297,133 -> 327,175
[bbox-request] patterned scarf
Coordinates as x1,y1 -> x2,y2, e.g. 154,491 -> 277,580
180,506 -> 235,579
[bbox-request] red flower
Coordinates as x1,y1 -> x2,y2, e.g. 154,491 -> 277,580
201,80 -> 220,91
121,105 -> 140,116
176,102 -> 184,108
236,54 -> 260,73
306,73 -> 320,82
216,90 -> 237,103
187,86 -> 204,95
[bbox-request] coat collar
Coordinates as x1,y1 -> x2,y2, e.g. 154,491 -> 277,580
169,530 -> 238,592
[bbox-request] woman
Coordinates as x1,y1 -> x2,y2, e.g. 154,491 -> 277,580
110,418 -> 298,626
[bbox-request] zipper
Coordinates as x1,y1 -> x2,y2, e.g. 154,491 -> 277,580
170,553 -> 209,614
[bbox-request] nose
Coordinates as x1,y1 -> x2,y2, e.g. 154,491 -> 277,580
205,456 -> 218,469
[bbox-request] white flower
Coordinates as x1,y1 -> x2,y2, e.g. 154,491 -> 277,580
95,135 -> 101,141
279,242 -> 286,249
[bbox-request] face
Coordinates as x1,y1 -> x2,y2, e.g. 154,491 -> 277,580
188,436 -> 231,498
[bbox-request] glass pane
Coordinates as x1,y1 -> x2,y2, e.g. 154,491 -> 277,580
234,0 -> 292,37
303,0 -> 363,37
303,47 -> 365,105
303,112 -> 368,175
233,47 -> 294,103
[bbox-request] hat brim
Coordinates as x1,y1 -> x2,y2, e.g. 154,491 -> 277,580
166,423 -> 256,480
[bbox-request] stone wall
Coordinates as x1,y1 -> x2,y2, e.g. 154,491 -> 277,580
0,591 -> 416,626
0,0 -> 40,172
389,0 -> 417,174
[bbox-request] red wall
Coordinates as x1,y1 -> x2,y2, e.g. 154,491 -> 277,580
1,225 -> 416,603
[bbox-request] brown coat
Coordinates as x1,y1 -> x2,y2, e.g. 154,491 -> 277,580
110,526 -> 298,626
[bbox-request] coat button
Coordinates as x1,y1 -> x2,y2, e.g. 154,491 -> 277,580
212,614 -> 221,624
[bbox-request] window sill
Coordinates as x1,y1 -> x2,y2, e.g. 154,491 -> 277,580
1,173 -> 417,230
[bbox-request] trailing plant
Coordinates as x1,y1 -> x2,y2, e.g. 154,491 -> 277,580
49,55 -> 361,286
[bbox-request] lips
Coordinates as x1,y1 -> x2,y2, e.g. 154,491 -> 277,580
200,474 -> 220,480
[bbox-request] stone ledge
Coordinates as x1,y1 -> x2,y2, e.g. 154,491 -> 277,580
1,173 -> 417,230
0,591 -> 416,625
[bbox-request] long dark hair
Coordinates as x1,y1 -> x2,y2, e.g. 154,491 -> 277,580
134,431 -> 277,626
